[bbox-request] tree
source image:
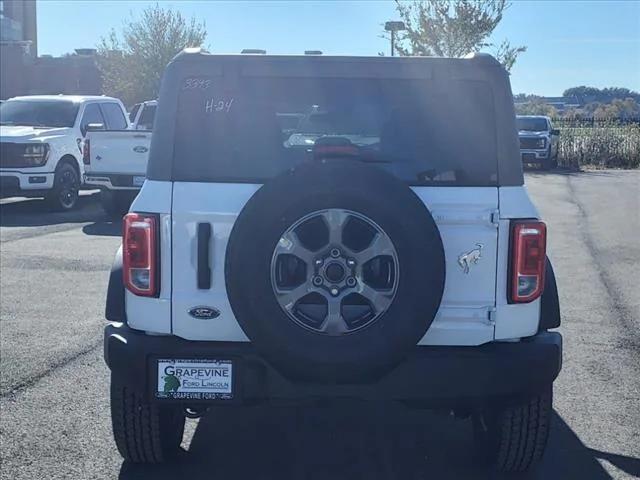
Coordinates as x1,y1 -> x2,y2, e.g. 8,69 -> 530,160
493,39 -> 527,72
97,4 -> 207,106
563,86 -> 640,104
592,98 -> 640,119
513,93 -> 536,102
514,98 -> 557,117
391,0 -> 526,71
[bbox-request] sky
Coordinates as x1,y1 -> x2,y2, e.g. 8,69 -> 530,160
37,0 -> 640,96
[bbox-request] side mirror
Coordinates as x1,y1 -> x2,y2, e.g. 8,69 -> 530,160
86,122 -> 105,132
551,129 -> 560,136
82,122 -> 105,136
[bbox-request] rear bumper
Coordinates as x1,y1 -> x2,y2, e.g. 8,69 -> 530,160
104,324 -> 562,406
84,173 -> 143,190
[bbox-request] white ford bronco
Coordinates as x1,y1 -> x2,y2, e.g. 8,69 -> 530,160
104,50 -> 562,472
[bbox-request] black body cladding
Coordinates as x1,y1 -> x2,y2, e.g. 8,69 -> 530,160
539,258 -> 561,331
105,246 -> 125,322
104,323 -> 562,403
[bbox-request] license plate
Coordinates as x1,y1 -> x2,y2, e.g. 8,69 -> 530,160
156,359 -> 233,400
133,175 -> 146,187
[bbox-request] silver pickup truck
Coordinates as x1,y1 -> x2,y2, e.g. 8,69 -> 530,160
517,115 -> 560,170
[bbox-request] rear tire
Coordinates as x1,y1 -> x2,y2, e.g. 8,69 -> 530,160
46,163 -> 79,211
541,148 -> 557,170
473,386 -> 552,472
110,376 -> 185,463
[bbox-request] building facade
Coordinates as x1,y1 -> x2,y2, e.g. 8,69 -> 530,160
0,0 -> 37,54
0,0 -> 102,100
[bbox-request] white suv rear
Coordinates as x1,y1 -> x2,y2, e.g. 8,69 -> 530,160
104,51 -> 562,472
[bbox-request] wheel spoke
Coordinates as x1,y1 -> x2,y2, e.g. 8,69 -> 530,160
320,295 -> 349,334
271,208 -> 399,336
321,210 -> 349,245
357,283 -> 394,313
353,232 -> 395,264
274,231 -> 315,265
275,283 -> 312,311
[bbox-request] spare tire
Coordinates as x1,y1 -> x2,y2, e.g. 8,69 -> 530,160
226,160 -> 445,381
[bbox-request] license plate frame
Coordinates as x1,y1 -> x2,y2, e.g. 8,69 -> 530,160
155,358 -> 235,401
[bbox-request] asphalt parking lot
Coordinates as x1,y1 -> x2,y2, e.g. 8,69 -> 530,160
1,171 -> 639,480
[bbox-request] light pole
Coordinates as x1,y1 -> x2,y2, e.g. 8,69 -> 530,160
384,21 -> 406,57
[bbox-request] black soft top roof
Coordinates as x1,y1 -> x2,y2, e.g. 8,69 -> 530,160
147,49 -> 524,186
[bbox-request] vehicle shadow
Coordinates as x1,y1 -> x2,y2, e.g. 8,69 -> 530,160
0,192 -> 104,227
587,448 -> 640,478
118,405 -> 622,480
524,167 -> 627,178
82,219 -> 122,237
522,164 -> 575,173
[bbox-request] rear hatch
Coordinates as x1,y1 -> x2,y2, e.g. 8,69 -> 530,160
167,56 -> 505,346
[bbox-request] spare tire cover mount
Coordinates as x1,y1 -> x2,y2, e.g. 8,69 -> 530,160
225,160 -> 445,380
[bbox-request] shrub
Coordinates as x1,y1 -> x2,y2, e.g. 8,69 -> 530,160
555,119 -> 640,169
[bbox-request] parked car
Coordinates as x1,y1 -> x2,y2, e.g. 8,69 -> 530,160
104,50 -> 562,472
83,100 -> 156,215
128,100 -> 157,130
517,115 -> 560,170
0,95 -> 129,210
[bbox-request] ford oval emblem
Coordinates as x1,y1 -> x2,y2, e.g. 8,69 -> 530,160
133,146 -> 148,153
188,306 -> 220,320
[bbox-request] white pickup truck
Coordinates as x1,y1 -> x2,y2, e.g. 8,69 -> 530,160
128,100 -> 157,130
83,100 -> 157,215
0,95 -> 128,210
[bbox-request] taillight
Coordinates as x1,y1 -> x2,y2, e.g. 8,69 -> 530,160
510,220 -> 546,303
123,213 -> 158,297
82,139 -> 91,165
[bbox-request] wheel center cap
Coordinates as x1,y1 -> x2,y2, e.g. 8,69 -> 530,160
325,262 -> 346,283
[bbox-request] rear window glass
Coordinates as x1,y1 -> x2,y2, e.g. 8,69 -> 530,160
173,76 -> 498,185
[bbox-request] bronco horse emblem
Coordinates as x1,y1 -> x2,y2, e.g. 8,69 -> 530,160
458,243 -> 483,274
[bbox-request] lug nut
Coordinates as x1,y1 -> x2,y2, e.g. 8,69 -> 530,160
330,248 -> 341,258
346,277 -> 357,287
312,276 -> 323,286
330,287 -> 339,296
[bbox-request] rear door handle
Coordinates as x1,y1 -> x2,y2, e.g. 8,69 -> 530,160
197,223 -> 212,289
